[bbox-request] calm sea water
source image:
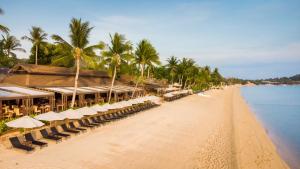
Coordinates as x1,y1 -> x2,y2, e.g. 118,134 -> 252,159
241,85 -> 300,169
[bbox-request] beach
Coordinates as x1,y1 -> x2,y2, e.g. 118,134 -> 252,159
0,86 -> 289,169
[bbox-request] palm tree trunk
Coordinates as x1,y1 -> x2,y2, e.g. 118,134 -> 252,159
184,78 -> 188,89
147,67 -> 150,79
35,44 -> 38,65
108,65 -> 117,103
132,64 -> 144,98
71,58 -> 80,108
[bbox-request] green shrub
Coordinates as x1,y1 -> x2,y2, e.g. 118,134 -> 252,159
0,119 -> 11,135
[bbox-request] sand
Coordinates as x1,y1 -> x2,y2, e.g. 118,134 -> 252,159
0,86 -> 289,169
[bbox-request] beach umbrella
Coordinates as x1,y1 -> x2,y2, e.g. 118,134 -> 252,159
35,111 -> 65,121
164,93 -> 173,98
90,105 -> 108,112
6,116 -> 44,129
74,107 -> 97,116
59,109 -> 83,119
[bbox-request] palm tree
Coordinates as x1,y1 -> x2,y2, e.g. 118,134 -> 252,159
166,56 -> 178,84
22,27 -> 47,65
0,8 -> 9,34
101,33 -> 132,103
1,34 -> 25,57
183,59 -> 196,88
132,39 -> 159,97
52,18 -> 100,108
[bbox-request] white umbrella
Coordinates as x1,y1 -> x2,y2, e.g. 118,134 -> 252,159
164,93 -> 173,98
74,107 -> 97,116
59,109 -> 83,119
35,111 -> 65,121
6,116 -> 44,129
90,105 -> 108,112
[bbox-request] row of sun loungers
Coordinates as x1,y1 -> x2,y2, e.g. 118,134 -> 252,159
163,90 -> 192,101
9,100 -> 158,152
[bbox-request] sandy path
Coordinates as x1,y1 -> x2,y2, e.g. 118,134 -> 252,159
0,87 -> 288,169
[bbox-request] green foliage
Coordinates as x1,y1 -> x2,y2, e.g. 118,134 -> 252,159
0,119 -> 11,135
0,34 -> 25,67
28,42 -> 58,65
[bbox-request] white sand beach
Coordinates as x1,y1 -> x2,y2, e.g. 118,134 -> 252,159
0,86 -> 289,169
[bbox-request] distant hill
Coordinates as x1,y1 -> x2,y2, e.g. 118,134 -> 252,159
251,74 -> 300,85
290,74 -> 300,81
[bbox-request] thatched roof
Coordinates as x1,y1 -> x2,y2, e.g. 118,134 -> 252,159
9,64 -> 109,78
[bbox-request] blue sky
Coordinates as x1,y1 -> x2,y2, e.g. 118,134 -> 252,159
1,0 -> 300,79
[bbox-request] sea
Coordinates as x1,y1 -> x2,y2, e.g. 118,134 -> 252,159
241,85 -> 300,169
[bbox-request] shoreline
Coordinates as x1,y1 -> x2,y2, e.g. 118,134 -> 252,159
232,86 -> 289,169
240,85 -> 299,169
0,86 -> 289,169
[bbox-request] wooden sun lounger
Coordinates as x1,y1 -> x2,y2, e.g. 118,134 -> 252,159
78,120 -> 95,129
50,127 -> 71,138
40,129 -> 62,143
61,124 -> 80,134
24,133 -> 48,148
84,119 -> 100,127
9,137 -> 34,152
69,122 -> 87,132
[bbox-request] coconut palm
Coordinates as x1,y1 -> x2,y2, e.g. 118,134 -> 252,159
52,18 -> 101,108
166,56 -> 178,84
183,59 -> 196,88
0,8 -> 9,34
132,39 -> 159,97
1,34 -> 25,57
22,27 -> 47,65
101,33 -> 132,103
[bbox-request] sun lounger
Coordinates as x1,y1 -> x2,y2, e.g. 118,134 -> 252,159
24,133 -> 48,148
50,127 -> 71,138
90,117 -> 101,124
40,129 -> 62,143
84,118 -> 100,126
78,119 -> 95,129
69,122 -> 87,132
97,116 -> 110,123
9,137 -> 34,152
61,124 -> 80,134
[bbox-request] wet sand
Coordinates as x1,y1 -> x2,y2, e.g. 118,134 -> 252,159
0,86 -> 288,169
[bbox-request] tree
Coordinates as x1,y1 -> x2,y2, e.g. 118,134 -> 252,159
52,18 -> 100,108
28,42 -> 58,65
22,27 -> 47,65
211,68 -> 223,86
101,33 -> 132,103
132,39 -> 159,97
1,34 -> 25,58
166,56 -> 178,84
0,8 -> 9,34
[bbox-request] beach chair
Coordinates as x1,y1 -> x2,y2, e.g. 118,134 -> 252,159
40,129 -> 62,143
90,116 -> 101,124
50,127 -> 71,138
84,118 -> 100,127
97,116 -> 111,123
9,137 -> 34,152
78,119 -> 95,129
61,124 -> 80,134
69,122 -> 87,132
24,133 -> 48,148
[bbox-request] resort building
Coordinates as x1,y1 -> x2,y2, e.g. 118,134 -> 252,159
0,64 -> 144,119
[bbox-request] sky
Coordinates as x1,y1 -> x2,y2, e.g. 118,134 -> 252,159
0,0 -> 300,79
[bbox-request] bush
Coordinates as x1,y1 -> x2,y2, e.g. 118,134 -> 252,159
0,119 -> 11,135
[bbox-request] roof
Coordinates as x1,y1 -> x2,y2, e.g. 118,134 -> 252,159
0,84 -> 54,100
9,64 -> 110,78
41,85 -> 142,95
